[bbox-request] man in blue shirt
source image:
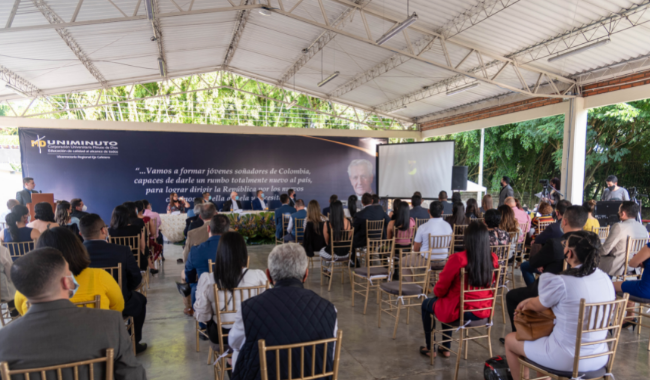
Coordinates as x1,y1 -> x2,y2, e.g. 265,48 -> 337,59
185,214 -> 230,307
274,194 -> 296,240
284,199 -> 307,242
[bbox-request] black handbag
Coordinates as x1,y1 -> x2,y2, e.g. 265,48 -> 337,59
484,356 -> 513,380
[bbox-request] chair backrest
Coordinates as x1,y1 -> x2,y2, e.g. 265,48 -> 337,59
597,226 -> 610,239
2,241 -> 35,261
427,234 -> 453,259
366,220 -> 384,241
459,267 -> 501,325
393,226 -> 415,246
490,245 -> 511,265
622,236 -> 649,280
331,229 -> 354,257
518,221 -> 529,235
73,295 -> 102,309
363,238 -> 395,277
569,294 -> 629,379
453,225 -> 468,250
101,263 -> 123,290
397,249 -> 431,295
258,330 -> 343,380
108,236 -> 140,267
537,221 -> 552,234
0,348 -> 114,380
208,259 -> 214,274
415,218 -> 429,230
295,218 -> 305,242
507,231 -> 520,251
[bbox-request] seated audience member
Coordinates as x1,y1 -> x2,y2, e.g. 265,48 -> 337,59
534,200 -> 571,246
505,206 -> 588,334
352,193 -> 390,249
142,199 -> 162,242
531,201 -> 554,231
600,201 -> 648,277
413,201 -> 453,258
0,244 -> 18,317
252,190 -> 267,211
185,215 -> 230,306
187,197 -> 204,218
465,198 -> 482,220
14,227 -> 124,316
389,198 -> 402,220
70,198 -> 88,223
55,201 -> 82,241
285,200 -> 307,242
274,194 -> 297,240
0,248 -> 146,379
387,201 -> 415,250
0,199 -> 19,225
447,202 -> 468,233
182,203 -> 217,263
223,192 -> 242,212
410,194 -> 429,221
505,231 -> 614,380
347,195 -> 358,219
480,194 -> 493,214
202,192 -> 217,209
26,202 -> 60,232
451,192 -> 462,204
183,199 -> 204,238
80,214 -> 148,353
582,200 -> 600,233
484,209 -> 510,247
504,197 -> 530,242
167,192 -> 189,214
372,194 -> 380,205
108,206 -> 155,274
1,205 -> 41,247
229,244 -> 337,380
419,222 -> 499,358
123,202 -> 145,231
320,201 -> 353,261
302,200 -> 327,258
194,232 -> 267,344
288,189 -> 296,208
135,200 -> 161,259
322,194 -> 338,217
614,242 -> 650,300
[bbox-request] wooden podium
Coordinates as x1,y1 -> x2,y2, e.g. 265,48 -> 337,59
27,193 -> 55,220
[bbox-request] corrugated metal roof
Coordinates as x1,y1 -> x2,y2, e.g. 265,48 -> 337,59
0,0 -> 649,119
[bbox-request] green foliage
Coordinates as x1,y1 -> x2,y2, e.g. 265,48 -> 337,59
229,212 -> 276,245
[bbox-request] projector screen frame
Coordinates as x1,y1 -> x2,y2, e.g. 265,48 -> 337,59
376,139 -> 456,200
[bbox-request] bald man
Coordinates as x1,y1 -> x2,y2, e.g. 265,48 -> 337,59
222,192 -> 242,212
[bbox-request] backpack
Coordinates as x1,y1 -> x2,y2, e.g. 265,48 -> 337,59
484,356 -> 513,380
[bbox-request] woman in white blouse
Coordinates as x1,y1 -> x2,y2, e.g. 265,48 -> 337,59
193,232 -> 267,344
504,231 -> 615,380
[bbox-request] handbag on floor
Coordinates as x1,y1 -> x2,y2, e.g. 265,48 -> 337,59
514,308 -> 556,341
484,356 -> 513,380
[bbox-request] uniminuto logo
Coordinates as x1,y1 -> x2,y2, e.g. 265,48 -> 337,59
30,135 -> 46,154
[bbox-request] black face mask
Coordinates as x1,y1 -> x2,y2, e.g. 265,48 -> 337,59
608,185 -> 616,191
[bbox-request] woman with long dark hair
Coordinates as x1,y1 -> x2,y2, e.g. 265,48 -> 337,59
194,232 -> 267,344
347,195 -> 358,219
108,205 -> 156,273
302,200 -> 327,257
484,209 -> 509,247
1,205 -> 40,245
387,202 -> 415,249
26,202 -> 60,233
123,201 -> 145,230
14,227 -> 124,315
549,177 -> 562,208
389,198 -> 402,220
319,200 -> 352,260
167,192 -> 189,214
420,222 -> 498,358
505,231 -> 614,380
465,198 -> 482,219
54,201 -> 82,241
448,202 -> 468,227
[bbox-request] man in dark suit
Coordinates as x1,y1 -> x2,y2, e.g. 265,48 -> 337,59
498,176 -> 515,206
70,198 -> 89,220
409,194 -> 429,220
438,191 -> 453,216
322,194 -> 338,217
0,248 -> 146,379
222,191 -> 243,212
275,194 -> 296,239
79,214 -> 148,354
287,189 -> 296,208
252,190 -> 267,210
15,177 -> 38,206
352,193 -> 390,249
183,198 -> 204,237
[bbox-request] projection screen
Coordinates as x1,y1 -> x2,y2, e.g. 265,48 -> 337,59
377,141 -> 455,198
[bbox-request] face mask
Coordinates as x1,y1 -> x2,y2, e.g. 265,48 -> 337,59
26,214 -> 31,223
208,196 -> 212,201
261,194 -> 265,199
66,275 -> 80,298
235,196 -> 239,200
608,185 -> 616,191
82,205 -> 87,212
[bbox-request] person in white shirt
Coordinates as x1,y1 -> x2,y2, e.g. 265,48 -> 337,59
193,232 -> 267,344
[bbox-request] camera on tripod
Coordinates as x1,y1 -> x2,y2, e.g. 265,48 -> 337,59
539,179 -> 549,186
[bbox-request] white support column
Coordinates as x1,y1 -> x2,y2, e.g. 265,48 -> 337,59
478,128 -> 485,200
560,98 -> 588,204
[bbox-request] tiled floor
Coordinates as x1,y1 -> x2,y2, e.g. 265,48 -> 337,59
135,243 -> 650,380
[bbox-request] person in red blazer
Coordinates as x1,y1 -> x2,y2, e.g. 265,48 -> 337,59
419,222 -> 499,358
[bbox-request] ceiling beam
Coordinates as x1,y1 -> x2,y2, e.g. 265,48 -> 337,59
0,65 -> 42,98
5,0 -> 21,28
32,0 -> 108,88
223,0 -> 252,67
150,0 -> 168,78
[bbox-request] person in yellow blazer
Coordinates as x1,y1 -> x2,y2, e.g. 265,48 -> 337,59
582,200 -> 601,233
14,227 -> 124,315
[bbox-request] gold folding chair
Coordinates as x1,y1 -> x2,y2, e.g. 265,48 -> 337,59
518,294 -> 629,380
507,231 -> 520,287
430,268 -> 501,380
275,214 -> 291,245
109,235 -> 147,295
0,348 -> 114,380
213,282 -> 269,380
74,295 -> 102,309
100,264 -> 137,355
2,241 -> 35,261
258,330 -> 343,380
617,236 -> 648,281
491,245 -> 511,323
537,221 -> 552,235
596,226 -> 610,240
351,238 -> 395,314
427,234 -> 454,291
295,218 -> 305,243
453,225 -> 468,251
415,218 -> 429,230
0,275 -> 17,327
366,219 -> 384,241
378,249 -> 431,339
320,229 -> 354,292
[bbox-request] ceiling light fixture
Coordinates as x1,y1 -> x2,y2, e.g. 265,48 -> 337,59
376,13 -> 418,45
317,71 -> 340,87
547,39 -> 611,63
144,0 -> 154,20
5,84 -> 30,98
158,57 -> 166,77
446,83 -> 479,96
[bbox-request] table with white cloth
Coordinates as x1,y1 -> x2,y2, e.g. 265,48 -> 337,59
159,213 -> 188,243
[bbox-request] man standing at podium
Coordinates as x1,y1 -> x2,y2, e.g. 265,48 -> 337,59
15,177 -> 38,206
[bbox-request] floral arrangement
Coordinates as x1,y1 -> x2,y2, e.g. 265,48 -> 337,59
227,212 -> 276,245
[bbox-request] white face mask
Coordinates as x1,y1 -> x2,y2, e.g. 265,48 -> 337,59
82,205 -> 87,212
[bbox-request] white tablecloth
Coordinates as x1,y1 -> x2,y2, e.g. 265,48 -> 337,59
159,213 -> 188,243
